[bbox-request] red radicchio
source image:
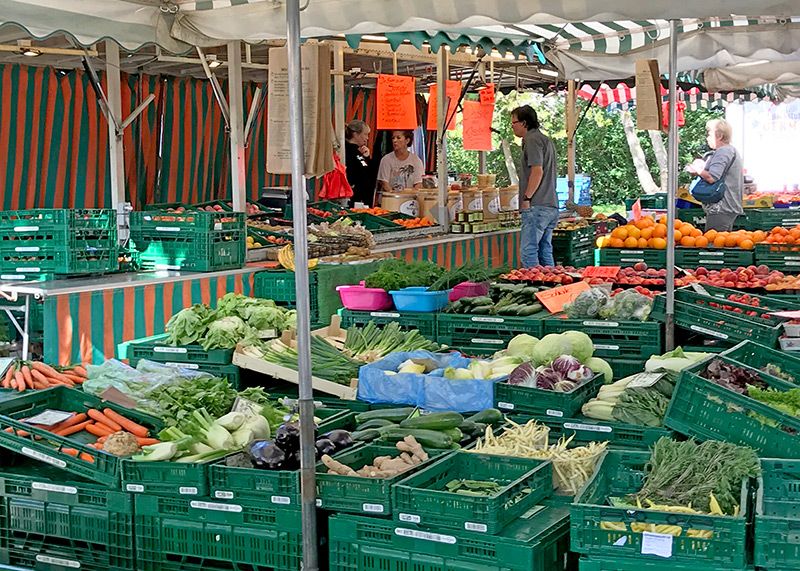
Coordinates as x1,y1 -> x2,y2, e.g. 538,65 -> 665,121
508,362 -> 537,386
551,355 -> 582,377
535,367 -> 563,389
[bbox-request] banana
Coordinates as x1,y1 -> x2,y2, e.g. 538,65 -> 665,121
278,244 -> 317,271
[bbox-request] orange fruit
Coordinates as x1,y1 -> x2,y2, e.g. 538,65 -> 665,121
705,229 -> 718,241
657,215 -> 667,225
640,227 -> 654,240
612,227 -> 628,240
740,239 -> 754,250
690,228 -> 702,238
695,236 -> 709,248
609,238 -> 625,248
725,234 -> 738,248
652,237 -> 667,250
713,236 -> 727,248
679,224 -> 695,236
674,230 -> 683,242
624,236 -> 639,248
653,224 -> 667,239
680,236 -> 696,247
638,238 -> 649,248
752,230 -> 766,243
627,225 -> 641,239
597,236 -> 610,248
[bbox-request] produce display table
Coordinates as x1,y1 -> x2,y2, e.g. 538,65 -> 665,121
0,267 -> 261,365
374,228 -> 520,269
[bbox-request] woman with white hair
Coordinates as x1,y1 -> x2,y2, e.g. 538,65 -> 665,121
687,118 -> 744,232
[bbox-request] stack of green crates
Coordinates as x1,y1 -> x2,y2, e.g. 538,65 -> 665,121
340,309 -> 437,340
553,225 -> 595,267
0,208 -> 118,280
325,450 -> 572,570
129,209 -> 245,272
755,458 -> 800,571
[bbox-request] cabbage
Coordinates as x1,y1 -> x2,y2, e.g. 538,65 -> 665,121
201,316 -> 249,350
585,357 -> 614,383
531,334 -> 572,365
506,334 -> 539,360
561,331 -> 594,363
165,304 -> 215,345
551,355 -> 582,377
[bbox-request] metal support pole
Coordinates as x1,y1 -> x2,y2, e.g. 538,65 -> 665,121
566,79 -> 577,196
104,40 -> 126,239
227,42 -> 246,212
333,44 -> 346,162
285,1 -> 318,569
436,48 -> 450,229
666,20 -> 679,350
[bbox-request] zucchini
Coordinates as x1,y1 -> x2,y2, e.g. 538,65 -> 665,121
356,418 -> 397,431
517,304 -> 542,316
355,407 -> 416,424
466,408 -> 504,425
350,429 -> 382,442
378,427 -> 453,449
442,427 -> 463,442
399,411 -> 464,431
470,296 -> 494,306
458,420 -> 477,434
470,305 -> 493,315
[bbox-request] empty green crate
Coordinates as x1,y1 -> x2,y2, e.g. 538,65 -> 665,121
579,556 -> 739,571
134,494 -> 302,571
254,270 -> 320,323
328,505 -> 570,571
393,451 -> 552,534
664,359 -> 800,458
606,358 -> 647,380
0,227 -> 115,253
0,244 -> 119,275
599,249 -> 665,268
0,386 -> 162,487
754,458 -> 800,570
675,247 -> 754,269
340,309 -> 437,339
755,243 -> 800,272
133,230 -> 245,272
748,208 -> 800,229
556,250 -> 595,268
571,450 -> 750,568
436,313 -> 546,356
495,374 -> 603,418
316,445 -> 447,516
127,334 -> 234,365
721,340 -> 800,383
508,415 -> 672,451
0,209 -> 115,235
543,316 -> 663,359
626,194 -> 667,210
553,226 -> 595,256
0,464 -> 134,571
130,210 -> 245,234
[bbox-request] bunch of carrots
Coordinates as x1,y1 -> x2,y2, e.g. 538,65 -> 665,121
5,407 -> 157,464
394,217 -> 435,229
1,361 -> 86,392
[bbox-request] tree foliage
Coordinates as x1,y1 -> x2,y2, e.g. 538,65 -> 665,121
446,91 -> 722,206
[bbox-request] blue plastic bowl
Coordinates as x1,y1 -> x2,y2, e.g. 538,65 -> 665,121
388,287 -> 451,313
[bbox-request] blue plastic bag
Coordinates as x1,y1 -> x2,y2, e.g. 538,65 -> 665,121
423,375 -> 499,412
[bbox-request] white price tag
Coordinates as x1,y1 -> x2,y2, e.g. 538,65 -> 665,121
155,226 -> 181,232
394,527 -> 457,544
16,267 -> 41,272
398,513 -> 420,523
563,422 -> 613,433
179,487 -> 199,495
126,484 -> 145,493
14,246 -> 40,253
583,320 -> 615,327
153,346 -> 187,354
593,344 -> 620,351
497,402 -> 514,410
370,312 -> 400,318
362,503 -> 385,513
190,500 -> 243,513
689,325 -> 728,339
36,555 -> 80,568
26,410 -> 74,426
471,338 -> 504,345
546,409 -> 564,418
14,225 -> 39,232
166,362 -> 199,369
21,447 -> 66,468
641,531 -> 673,558
627,372 -> 666,389
470,317 -> 505,324
214,491 -> 234,500
271,496 -> 291,505
33,482 -> 77,495
464,522 -> 487,533
315,499 -> 323,508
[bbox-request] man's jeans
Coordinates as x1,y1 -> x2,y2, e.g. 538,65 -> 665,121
520,206 -> 560,267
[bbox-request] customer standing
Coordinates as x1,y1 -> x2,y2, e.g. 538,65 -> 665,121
376,130 -> 425,193
344,120 -> 377,207
512,105 -> 559,267
686,119 -> 744,232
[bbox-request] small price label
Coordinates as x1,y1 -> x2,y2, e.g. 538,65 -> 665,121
36,555 -> 79,568
690,325 -> 728,339
362,503 -> 385,513
398,513 -> 420,523
563,422 -> 613,433
166,362 -> 199,369
126,484 -> 145,493
583,320 -> 615,327
470,317 -> 505,324
546,409 -> 564,418
214,491 -> 234,500
394,527 -> 457,544
15,246 -> 40,252
535,281 -> 591,313
153,346 -> 187,354
497,402 -> 514,410
14,226 -> 39,232
190,500 -> 243,513
593,344 -> 620,351
582,266 -> 621,279
641,531 -> 673,558
370,312 -> 400,318
471,338 -> 504,345
464,522 -> 488,533
21,447 -> 67,468
627,372 -> 666,389
27,409 -> 74,426
271,496 -> 291,505
33,482 -> 77,495
155,226 -> 181,232
179,487 -> 199,495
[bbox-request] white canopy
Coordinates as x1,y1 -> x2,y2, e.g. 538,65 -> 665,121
704,60 -> 800,92
0,0 -> 798,50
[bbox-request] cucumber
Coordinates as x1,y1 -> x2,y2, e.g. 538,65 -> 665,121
378,427 -> 453,449
458,420 -> 477,434
350,429 -> 382,442
442,427 -> 463,442
470,296 -> 494,306
356,419 -> 397,431
470,305 -> 493,315
517,304 -> 542,316
399,411 -> 464,431
355,407 -> 416,424
466,408 -> 504,425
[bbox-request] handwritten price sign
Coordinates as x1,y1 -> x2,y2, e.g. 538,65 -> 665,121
462,100 -> 494,151
377,74 -> 417,130
535,281 -> 591,313
426,81 -> 460,131
582,266 -> 621,279
479,83 -> 495,105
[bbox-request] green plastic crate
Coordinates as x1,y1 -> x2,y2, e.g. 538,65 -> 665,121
0,209 -> 115,235
340,309 -> 437,340
127,334 -> 234,365
625,194 -> 667,210
316,445 -> 447,516
0,226 -> 115,253
207,411 -> 355,505
328,505 -> 571,571
543,316 -> 663,359
120,458 -> 214,497
599,249 -> 666,269
555,249 -> 595,268
553,226 -> 595,257
130,209 -> 245,234
606,359 -> 647,381
393,451 -> 552,534
755,242 -> 800,272
675,247 -> 754,269
134,494 -> 302,571
254,270 -> 320,323
337,212 -> 403,233
0,244 -> 119,275
495,374 -> 603,418
721,340 -> 800,384
508,414 -> 672,451
571,450 -> 750,568
436,313 -> 546,356
579,556 -> 740,571
0,386 -> 162,487
748,207 -> 800,229
127,357 -> 240,389
0,464 -> 134,571
677,207 -> 706,227
664,358 -> 800,458
754,458 -> 800,570
132,229 -> 246,272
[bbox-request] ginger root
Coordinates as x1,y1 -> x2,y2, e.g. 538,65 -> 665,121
322,454 -> 357,476
326,436 -> 430,478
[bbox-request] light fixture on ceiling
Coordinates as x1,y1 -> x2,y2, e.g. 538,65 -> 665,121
538,68 -> 559,78
207,55 -> 222,68
21,47 -> 41,57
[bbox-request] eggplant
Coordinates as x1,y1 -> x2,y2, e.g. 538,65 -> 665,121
315,438 -> 337,459
249,440 -> 286,470
274,422 -> 301,454
323,429 -> 354,452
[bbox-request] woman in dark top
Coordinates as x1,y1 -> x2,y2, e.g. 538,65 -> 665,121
344,120 -> 377,207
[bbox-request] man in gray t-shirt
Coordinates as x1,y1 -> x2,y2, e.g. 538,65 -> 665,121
512,105 -> 559,267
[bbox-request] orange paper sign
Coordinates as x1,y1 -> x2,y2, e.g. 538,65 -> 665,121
426,80 -> 460,131
462,100 -> 494,151
535,281 -> 591,313
479,83 -> 495,105
631,198 -> 642,221
582,266 -> 621,279
376,74 -> 417,130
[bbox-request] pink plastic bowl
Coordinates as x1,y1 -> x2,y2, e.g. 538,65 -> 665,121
449,281 -> 490,302
337,283 -> 394,311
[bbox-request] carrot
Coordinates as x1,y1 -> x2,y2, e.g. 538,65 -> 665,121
103,408 -> 148,438
71,365 -> 88,378
54,420 -> 93,437
87,409 -> 122,432
61,373 -> 84,385
20,366 -> 33,389
30,361 -> 61,378
85,423 -> 113,437
79,453 -> 95,463
97,435 -> 109,444
2,363 -> 15,388
135,437 -> 160,446
14,371 -> 25,392
30,369 -> 51,386
5,427 -> 30,438
50,413 -> 87,433
61,448 -> 79,457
